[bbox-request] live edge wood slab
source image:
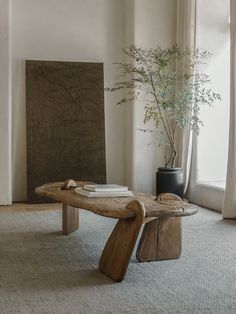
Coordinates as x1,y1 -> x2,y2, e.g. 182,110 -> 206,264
36,182 -> 198,282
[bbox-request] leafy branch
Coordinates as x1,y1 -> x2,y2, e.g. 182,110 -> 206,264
106,45 -> 221,167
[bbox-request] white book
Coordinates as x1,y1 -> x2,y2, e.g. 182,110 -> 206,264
83,184 -> 129,192
75,187 -> 133,198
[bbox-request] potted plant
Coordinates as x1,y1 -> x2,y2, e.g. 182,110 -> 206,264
106,45 -> 221,198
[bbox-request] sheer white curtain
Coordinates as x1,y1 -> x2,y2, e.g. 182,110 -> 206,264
222,0 -> 236,218
175,0 -> 196,192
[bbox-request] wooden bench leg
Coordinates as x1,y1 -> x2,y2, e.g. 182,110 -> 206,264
136,217 -> 182,262
62,203 -> 79,235
99,200 -> 145,282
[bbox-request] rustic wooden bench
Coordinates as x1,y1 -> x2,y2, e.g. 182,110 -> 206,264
36,181 -> 198,282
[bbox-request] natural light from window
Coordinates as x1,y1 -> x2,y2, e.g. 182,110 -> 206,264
196,0 -> 230,189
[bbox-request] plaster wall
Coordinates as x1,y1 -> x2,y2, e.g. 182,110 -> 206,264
0,0 -> 12,204
11,0 -> 126,201
131,0 -> 177,193
9,0 -> 176,201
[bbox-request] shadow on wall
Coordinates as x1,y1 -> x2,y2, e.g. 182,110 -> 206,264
105,0 -> 135,190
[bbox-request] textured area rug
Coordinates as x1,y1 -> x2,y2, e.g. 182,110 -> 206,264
0,207 -> 236,314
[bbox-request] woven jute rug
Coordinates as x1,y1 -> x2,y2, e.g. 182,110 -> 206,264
0,207 -> 236,314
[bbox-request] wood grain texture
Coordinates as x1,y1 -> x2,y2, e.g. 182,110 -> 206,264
136,217 -> 182,262
99,200 -> 145,282
36,182 -> 198,220
35,182 -> 198,281
62,204 -> 79,235
26,61 -> 106,203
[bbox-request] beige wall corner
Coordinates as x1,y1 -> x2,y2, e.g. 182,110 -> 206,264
131,0 -> 177,194
0,0 -> 12,205
9,0 -> 177,200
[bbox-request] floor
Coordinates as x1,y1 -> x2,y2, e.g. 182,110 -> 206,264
0,202 -> 61,213
0,203 -> 236,314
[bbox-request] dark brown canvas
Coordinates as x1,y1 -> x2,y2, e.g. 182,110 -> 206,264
26,60 -> 106,203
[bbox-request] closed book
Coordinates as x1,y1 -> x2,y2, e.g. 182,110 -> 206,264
75,187 -> 133,198
83,184 -> 128,192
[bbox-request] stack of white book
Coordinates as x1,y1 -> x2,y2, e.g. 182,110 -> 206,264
75,184 -> 133,198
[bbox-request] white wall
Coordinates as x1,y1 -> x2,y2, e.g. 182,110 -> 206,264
9,0 -> 176,201
11,0 -> 126,201
0,0 -> 12,204
131,0 -> 177,193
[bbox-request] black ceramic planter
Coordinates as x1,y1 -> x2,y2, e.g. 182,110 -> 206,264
156,167 -> 184,199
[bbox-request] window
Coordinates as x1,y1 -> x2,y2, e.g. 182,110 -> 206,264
189,0 -> 230,211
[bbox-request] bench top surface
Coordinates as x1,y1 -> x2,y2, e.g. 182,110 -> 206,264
36,182 -> 198,219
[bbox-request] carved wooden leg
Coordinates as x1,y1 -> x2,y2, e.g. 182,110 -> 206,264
62,203 -> 79,235
99,200 -> 145,282
136,217 -> 182,262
